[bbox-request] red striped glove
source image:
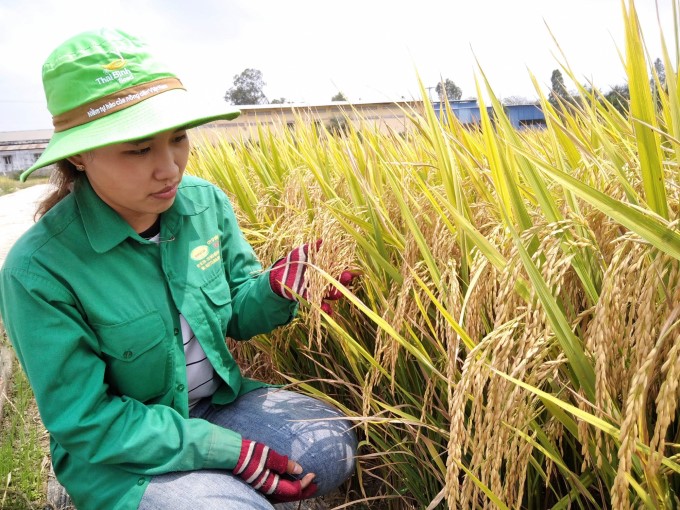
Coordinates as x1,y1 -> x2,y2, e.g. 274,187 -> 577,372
270,240 -> 360,314
233,440 -> 317,502
269,240 -> 321,301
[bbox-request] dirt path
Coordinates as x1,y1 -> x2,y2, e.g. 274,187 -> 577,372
0,184 -> 52,268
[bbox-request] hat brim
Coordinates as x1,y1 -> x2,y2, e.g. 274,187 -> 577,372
21,89 -> 240,181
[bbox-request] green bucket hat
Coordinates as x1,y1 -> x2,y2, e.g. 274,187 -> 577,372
20,28 -> 240,181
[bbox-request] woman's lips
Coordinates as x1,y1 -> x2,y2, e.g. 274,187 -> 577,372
151,184 -> 178,200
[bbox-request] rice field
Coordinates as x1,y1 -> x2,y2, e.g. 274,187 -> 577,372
187,3 -> 680,509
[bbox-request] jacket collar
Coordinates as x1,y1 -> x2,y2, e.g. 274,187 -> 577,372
75,177 -> 208,254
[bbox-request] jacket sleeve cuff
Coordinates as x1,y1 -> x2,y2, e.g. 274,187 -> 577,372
204,426 -> 243,470
256,270 -> 299,325
227,272 -> 299,340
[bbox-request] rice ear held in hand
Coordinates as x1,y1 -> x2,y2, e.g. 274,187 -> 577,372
269,239 -> 360,314
269,239 -> 322,301
20,27 -> 240,181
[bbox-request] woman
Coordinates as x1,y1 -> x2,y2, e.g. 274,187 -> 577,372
0,28 -> 356,510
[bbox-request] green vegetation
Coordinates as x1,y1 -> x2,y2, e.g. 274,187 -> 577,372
0,327 -> 47,509
0,176 -> 50,197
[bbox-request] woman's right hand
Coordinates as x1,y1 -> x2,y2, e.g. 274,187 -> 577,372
269,239 -> 360,314
233,439 -> 317,502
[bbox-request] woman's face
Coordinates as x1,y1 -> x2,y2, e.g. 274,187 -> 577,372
71,128 -> 190,232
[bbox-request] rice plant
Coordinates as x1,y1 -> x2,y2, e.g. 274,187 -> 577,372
188,1 -> 680,507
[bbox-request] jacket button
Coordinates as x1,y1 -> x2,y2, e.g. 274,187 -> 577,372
137,477 -> 145,486
174,328 -> 179,335
177,384 -> 185,392
123,350 -> 133,359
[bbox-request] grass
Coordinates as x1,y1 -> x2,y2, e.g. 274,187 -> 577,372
0,325 -> 48,510
0,176 -> 50,197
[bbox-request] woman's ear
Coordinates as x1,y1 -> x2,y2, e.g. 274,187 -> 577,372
66,154 -> 83,166
67,155 -> 86,171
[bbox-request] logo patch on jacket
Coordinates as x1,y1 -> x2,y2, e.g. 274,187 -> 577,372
192,235 -> 221,270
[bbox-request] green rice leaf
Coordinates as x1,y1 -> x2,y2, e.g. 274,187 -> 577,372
528,157 -> 680,261
624,0 -> 669,219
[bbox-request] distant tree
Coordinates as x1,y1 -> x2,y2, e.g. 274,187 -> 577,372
652,58 -> 666,88
603,84 -> 630,115
502,96 -> 538,106
435,78 -> 462,101
270,97 -> 287,104
327,116 -> 349,136
650,58 -> 666,108
548,69 -> 572,109
224,68 -> 268,105
331,92 -> 347,101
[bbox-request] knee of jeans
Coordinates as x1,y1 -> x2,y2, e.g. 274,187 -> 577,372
304,418 -> 358,496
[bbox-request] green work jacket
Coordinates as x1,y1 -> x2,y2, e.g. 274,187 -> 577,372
0,175 -> 298,510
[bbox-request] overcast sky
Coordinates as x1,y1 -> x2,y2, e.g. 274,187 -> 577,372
0,0 -> 674,132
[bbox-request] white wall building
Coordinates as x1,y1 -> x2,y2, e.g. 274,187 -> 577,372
0,130 -> 52,176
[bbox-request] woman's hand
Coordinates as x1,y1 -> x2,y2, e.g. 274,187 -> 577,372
269,239 -> 359,314
285,459 -> 317,492
269,240 -> 321,301
233,439 -> 317,502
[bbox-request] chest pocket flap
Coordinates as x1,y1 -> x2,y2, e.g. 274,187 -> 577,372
98,312 -> 166,361
95,311 -> 169,401
201,274 -> 232,306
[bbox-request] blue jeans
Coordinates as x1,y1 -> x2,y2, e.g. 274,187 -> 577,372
138,388 -> 357,509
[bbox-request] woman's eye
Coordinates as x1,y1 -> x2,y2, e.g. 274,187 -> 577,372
128,147 -> 151,156
174,134 -> 188,143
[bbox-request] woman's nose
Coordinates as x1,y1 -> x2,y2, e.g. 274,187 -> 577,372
153,147 -> 181,180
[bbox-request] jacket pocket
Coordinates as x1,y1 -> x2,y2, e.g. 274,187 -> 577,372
201,274 -> 232,332
96,311 -> 169,402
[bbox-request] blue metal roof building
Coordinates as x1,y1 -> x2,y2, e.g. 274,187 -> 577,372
433,100 -> 546,129
506,104 -> 545,129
